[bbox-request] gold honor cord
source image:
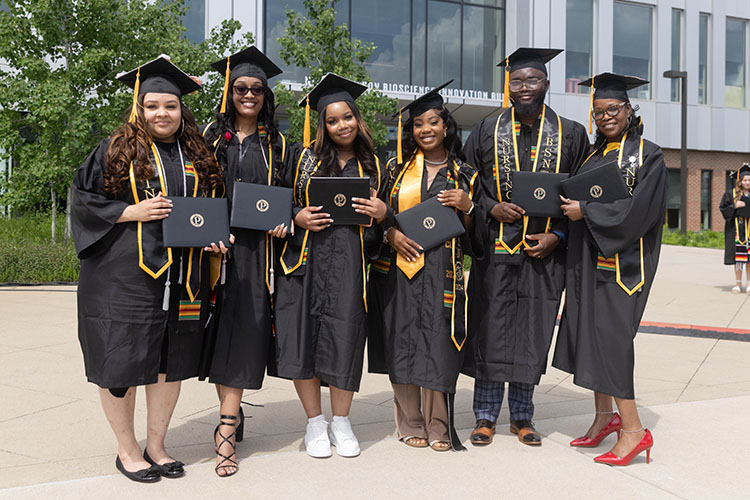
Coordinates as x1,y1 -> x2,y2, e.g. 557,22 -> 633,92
734,189 -> 750,245
129,142 -> 173,279
493,110 -> 524,254
279,152 -> 318,274
264,137 -> 274,293
393,152 -> 425,278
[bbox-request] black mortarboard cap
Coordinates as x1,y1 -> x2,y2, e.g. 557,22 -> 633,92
497,47 -> 563,76
116,55 -> 200,98
210,46 -> 282,114
393,80 -> 453,163
735,163 -> 750,181
579,72 -> 649,102
298,73 -> 368,147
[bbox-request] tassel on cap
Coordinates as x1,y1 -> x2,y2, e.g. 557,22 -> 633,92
396,109 -> 403,164
588,75 -> 594,134
220,56 -> 231,114
128,67 -> 141,123
502,57 -> 510,108
303,95 -> 311,149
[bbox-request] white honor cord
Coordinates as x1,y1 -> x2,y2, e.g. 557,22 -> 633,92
269,240 -> 275,294
176,141 -> 187,196
220,255 -> 227,285
162,268 -> 171,311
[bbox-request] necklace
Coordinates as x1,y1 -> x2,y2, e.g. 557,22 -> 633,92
424,155 -> 448,166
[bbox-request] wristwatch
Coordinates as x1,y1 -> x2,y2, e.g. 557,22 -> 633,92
462,202 -> 475,216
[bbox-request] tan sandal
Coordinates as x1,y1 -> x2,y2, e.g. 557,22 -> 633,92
430,440 -> 451,452
403,436 -> 428,448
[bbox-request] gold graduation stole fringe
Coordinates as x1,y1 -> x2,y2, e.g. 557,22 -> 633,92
492,105 -> 562,254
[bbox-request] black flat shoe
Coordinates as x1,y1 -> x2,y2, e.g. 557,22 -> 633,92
143,449 -> 185,478
115,455 -> 161,483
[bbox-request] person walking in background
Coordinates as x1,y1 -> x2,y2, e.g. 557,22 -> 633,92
719,164 -> 750,294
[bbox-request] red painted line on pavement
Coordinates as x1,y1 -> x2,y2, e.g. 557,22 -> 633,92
555,315 -> 750,335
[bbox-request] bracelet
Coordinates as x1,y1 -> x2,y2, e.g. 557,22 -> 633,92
462,202 -> 475,216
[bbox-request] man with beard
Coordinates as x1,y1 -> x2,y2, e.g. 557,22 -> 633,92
462,48 -> 589,447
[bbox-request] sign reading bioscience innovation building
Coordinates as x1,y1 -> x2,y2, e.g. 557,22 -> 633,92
295,77 -> 500,101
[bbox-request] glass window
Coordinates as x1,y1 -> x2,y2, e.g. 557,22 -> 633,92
412,0 -> 426,85
701,170 -> 712,229
265,0 -> 309,85
670,9 -> 683,102
665,169 -> 681,229
565,0 -> 593,94
351,0 -> 411,84
462,3 -> 504,93
613,1 -> 652,99
426,1 -> 461,88
726,18 -> 746,108
699,13 -> 710,104
181,0 -> 205,43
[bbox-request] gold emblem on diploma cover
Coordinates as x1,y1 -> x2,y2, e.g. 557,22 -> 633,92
334,193 -> 347,207
533,187 -> 546,200
256,199 -> 269,212
590,185 -> 603,199
190,213 -> 205,228
423,216 -> 436,230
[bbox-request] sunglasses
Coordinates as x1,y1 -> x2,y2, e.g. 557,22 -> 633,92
233,84 -> 265,97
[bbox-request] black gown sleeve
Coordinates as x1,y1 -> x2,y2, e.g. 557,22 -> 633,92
580,142 -> 667,258
71,139 -> 130,259
459,166 -> 487,260
719,191 -> 736,220
363,155 -> 390,260
550,121 -> 590,235
462,119 -> 498,222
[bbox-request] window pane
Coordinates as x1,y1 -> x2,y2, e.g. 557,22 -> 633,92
351,0 -> 411,84
613,1 -> 652,99
566,0 -> 593,94
464,0 -> 504,7
700,170 -> 711,229
462,4 -> 504,93
671,9 -> 682,102
264,0 -> 309,85
699,13 -> 710,104
726,18 -> 746,108
426,1 -> 461,87
182,0 -> 205,43
412,0 -> 426,85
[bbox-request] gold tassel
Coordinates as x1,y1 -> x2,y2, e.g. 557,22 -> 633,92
588,75 -> 594,134
303,95 -> 311,149
502,57 -> 510,108
396,110 -> 403,164
220,56 -> 231,114
128,67 -> 141,124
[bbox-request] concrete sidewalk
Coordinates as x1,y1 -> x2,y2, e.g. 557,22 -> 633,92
1,245 -> 748,499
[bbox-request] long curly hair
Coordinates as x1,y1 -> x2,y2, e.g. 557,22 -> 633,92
312,100 -> 378,181
105,95 -> 223,197
203,81 -> 282,166
593,103 -> 644,150
401,106 -> 465,168
734,168 -> 750,201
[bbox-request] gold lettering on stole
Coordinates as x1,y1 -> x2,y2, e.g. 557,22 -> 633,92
625,166 -> 637,195
499,136 -> 512,198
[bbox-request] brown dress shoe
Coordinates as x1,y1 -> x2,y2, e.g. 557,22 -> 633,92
470,419 -> 496,446
510,419 -> 542,446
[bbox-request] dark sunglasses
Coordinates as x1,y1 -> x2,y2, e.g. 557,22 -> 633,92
233,84 -> 265,97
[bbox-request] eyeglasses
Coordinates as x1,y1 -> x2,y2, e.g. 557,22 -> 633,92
233,85 -> 265,97
592,102 -> 628,120
508,77 -> 545,91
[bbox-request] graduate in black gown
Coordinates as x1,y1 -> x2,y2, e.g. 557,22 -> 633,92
719,165 -> 750,294
461,48 -> 589,447
275,73 -> 388,459
556,73 -> 667,466
201,47 -> 288,477
372,82 -> 485,451
72,56 -> 225,482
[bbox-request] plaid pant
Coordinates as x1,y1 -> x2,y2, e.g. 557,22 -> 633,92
473,379 -> 535,423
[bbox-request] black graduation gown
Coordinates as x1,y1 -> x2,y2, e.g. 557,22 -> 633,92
461,110 -> 589,385
274,144 -> 386,392
552,138 -> 667,400
72,139 -> 211,388
719,191 -> 749,265
376,159 -> 485,394
206,129 -> 286,389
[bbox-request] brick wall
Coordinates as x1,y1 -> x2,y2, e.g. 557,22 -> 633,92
662,148 -> 749,232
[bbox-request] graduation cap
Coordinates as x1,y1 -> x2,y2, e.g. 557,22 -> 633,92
298,73 -> 368,148
393,80 -> 453,164
210,46 -> 283,115
116,55 -> 201,124
734,163 -> 750,182
579,72 -> 649,133
497,48 -> 563,108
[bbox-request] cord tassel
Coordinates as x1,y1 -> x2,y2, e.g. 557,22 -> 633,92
128,67 -> 141,123
162,268 -> 171,311
220,56 -> 231,114
396,110 -> 403,164
220,255 -> 227,285
502,57 -> 510,108
303,95 -> 311,149
588,75 -> 595,134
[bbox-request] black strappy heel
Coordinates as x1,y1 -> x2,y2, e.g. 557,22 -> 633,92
214,414 -> 239,477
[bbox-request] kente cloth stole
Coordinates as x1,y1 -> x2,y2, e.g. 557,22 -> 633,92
493,105 -> 562,254
590,131 -> 646,296
390,154 -> 468,350
734,188 -> 750,247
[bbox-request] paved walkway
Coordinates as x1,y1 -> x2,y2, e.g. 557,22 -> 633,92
1,245 -> 748,499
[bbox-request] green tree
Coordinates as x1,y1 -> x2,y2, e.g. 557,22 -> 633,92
274,0 -> 397,146
0,0 -> 252,240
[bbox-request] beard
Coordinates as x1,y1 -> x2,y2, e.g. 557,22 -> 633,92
513,93 -> 546,116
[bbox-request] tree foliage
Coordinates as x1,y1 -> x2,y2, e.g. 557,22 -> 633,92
0,0 -> 252,225
273,0 -> 397,146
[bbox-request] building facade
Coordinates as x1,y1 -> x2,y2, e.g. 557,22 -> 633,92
189,0 -> 750,232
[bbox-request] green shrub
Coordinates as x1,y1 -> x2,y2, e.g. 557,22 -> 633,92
0,213 -> 79,283
661,227 -> 724,249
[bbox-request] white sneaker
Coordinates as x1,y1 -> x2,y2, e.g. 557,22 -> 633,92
746,286 -> 750,295
304,415 -> 332,458
329,416 -> 360,457
732,285 -> 741,294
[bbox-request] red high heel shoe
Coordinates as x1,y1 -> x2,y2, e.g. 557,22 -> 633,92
569,412 -> 622,447
594,428 -> 653,466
